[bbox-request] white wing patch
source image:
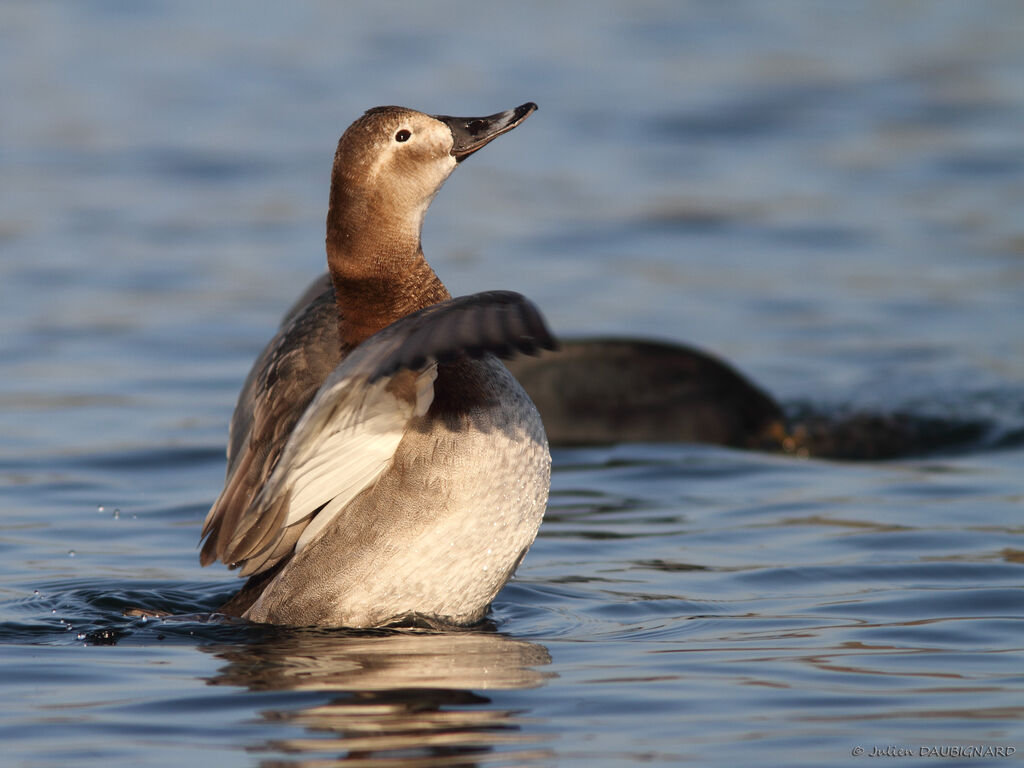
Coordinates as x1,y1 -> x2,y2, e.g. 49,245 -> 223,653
236,363 -> 437,574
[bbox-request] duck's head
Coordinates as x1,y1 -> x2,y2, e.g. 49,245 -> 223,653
327,102 -> 537,252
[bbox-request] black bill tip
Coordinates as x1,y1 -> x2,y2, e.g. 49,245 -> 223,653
434,102 -> 537,162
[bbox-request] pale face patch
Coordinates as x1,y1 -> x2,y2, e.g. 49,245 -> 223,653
364,113 -> 457,186
358,112 -> 458,238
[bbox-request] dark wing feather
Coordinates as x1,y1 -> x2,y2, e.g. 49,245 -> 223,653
370,291 -> 558,382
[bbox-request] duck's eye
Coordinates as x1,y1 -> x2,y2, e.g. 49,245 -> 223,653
395,129 -> 411,143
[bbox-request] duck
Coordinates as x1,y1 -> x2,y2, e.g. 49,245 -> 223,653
504,337 -> 985,459
505,338 -> 787,449
199,102 -> 556,628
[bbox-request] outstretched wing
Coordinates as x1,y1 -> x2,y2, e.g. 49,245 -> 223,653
201,289 -> 557,578
200,276 -> 342,569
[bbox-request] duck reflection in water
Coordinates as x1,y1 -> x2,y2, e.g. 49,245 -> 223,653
202,627 -> 554,765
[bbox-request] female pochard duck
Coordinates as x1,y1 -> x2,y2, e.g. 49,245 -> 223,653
200,102 -> 555,628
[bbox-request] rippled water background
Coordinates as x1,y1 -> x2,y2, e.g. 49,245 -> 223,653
3,2 -> 1024,766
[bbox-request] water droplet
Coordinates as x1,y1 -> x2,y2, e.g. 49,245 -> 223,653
67,550 -> 76,557
51,608 -> 56,614
33,590 -> 39,597
76,633 -> 86,641
482,564 -> 488,572
112,508 -> 120,520
97,505 -> 105,513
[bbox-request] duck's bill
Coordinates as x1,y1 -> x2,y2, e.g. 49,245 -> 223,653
434,102 -> 537,162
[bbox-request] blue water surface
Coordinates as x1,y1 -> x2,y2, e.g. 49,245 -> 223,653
2,2 -> 1023,766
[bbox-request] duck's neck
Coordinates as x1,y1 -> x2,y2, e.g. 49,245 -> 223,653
326,195 -> 451,348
